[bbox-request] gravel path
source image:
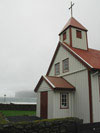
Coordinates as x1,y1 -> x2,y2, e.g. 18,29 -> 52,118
6,116 -> 41,122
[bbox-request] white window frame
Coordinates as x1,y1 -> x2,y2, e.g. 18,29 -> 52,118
60,92 -> 69,109
62,58 -> 69,73
55,63 -> 60,75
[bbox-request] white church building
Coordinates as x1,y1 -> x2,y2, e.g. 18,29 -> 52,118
34,16 -> 100,123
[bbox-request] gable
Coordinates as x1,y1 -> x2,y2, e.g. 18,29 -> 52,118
37,79 -> 52,92
34,76 -> 75,92
47,43 -> 86,76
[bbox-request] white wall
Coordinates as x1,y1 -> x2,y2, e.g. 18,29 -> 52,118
37,85 -> 75,119
53,91 -> 74,118
48,91 -> 54,119
49,45 -> 86,76
60,29 -> 70,45
60,27 -> 87,50
91,73 -> 100,122
36,78 -> 75,119
36,79 -> 54,119
47,44 -> 90,122
36,92 -> 40,117
37,39 -> 90,122
63,70 -> 90,123
72,28 -> 87,50
38,80 -> 51,92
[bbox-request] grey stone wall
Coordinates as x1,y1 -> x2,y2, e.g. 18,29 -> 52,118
0,104 -> 36,111
0,118 -> 83,133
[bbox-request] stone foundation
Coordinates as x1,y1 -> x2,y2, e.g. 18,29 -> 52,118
0,117 -> 83,133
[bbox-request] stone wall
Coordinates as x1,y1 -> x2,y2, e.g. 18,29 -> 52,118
0,104 -> 36,111
0,118 -> 83,133
77,122 -> 100,133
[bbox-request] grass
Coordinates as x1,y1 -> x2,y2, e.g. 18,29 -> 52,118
0,110 -> 36,117
0,112 -> 9,124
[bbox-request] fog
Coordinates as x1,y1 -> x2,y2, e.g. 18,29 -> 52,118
0,0 -> 100,97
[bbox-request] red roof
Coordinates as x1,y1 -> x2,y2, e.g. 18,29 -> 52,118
46,76 -> 75,89
34,76 -> 75,92
63,42 -> 100,69
59,17 -> 87,35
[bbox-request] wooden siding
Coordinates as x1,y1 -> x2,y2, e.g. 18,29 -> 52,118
38,80 -> 51,92
36,79 -> 54,119
72,27 -> 87,50
36,92 -> 40,117
63,70 -> 90,123
48,91 -> 54,119
53,91 -> 74,118
60,29 -> 70,45
36,77 -> 74,119
91,74 -> 100,122
49,45 -> 86,76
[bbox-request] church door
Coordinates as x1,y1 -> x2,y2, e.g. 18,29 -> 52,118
40,91 -> 48,119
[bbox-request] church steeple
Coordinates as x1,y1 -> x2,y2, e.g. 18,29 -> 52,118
59,17 -> 87,35
59,17 -> 88,50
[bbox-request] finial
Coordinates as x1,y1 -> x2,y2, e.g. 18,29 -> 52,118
69,1 -> 75,17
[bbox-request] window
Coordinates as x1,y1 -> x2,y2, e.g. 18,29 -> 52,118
62,58 -> 69,72
63,32 -> 66,41
55,63 -> 60,75
76,30 -> 82,39
60,93 -> 69,109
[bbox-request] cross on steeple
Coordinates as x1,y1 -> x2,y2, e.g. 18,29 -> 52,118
69,1 -> 75,17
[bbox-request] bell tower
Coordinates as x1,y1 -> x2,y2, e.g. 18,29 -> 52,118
59,2 -> 88,50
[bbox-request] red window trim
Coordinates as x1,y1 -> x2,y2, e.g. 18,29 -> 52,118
63,32 -> 66,41
76,30 -> 82,39
62,58 -> 69,73
60,92 -> 69,109
55,62 -> 60,75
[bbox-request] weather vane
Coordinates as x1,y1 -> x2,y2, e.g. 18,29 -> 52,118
69,1 -> 75,17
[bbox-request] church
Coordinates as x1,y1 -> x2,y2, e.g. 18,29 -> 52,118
34,5 -> 100,123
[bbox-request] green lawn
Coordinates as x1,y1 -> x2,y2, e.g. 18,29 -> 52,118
0,110 -> 36,116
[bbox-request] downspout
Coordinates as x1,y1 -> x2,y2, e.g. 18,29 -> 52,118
88,70 -> 93,123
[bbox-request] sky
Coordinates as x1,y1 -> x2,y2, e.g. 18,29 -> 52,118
0,0 -> 100,97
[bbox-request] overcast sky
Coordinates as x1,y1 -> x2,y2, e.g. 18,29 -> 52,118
0,0 -> 100,97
